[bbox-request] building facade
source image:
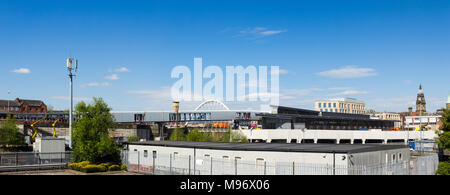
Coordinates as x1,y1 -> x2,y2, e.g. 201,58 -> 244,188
0,98 -> 47,114
404,115 -> 442,131
125,141 -> 410,175
315,98 -> 366,114
375,113 -> 402,129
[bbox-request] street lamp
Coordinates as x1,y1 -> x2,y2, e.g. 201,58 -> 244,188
7,90 -> 10,113
67,57 -> 78,149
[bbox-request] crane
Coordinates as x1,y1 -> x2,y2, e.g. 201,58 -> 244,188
52,118 -> 59,138
30,117 -> 47,141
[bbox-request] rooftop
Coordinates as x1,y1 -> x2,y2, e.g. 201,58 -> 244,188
127,141 -> 408,154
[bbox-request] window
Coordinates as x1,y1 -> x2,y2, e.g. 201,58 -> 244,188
222,156 -> 229,160
318,103 -> 321,108
173,152 -> 179,160
256,158 -> 265,167
392,154 -> 396,163
204,154 -> 210,160
335,109 -> 338,112
399,153 -> 402,161
328,103 -> 331,107
144,150 -> 148,158
235,157 -> 242,160
333,103 -> 336,108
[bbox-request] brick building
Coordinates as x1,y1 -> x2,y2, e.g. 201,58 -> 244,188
0,98 -> 47,114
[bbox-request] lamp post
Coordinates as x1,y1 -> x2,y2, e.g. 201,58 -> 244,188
67,57 -> 78,149
7,90 -> 10,113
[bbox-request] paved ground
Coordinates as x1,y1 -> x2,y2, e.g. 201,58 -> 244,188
0,169 -> 143,175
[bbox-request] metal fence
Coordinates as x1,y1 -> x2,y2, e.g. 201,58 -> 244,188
121,150 -> 438,175
0,152 -> 72,172
409,153 -> 439,175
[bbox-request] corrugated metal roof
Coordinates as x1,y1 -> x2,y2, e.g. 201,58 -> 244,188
126,141 -> 408,154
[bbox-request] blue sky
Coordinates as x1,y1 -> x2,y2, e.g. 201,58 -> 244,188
0,0 -> 449,112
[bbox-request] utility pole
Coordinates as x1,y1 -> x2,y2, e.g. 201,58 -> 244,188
67,57 -> 78,149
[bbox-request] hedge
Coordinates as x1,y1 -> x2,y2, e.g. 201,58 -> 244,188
68,161 -> 124,173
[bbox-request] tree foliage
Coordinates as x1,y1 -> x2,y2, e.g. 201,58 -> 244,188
437,108 -> 450,174
217,130 -> 248,143
438,109 -> 450,151
186,128 -> 212,142
169,127 -> 248,143
71,97 -> 120,164
127,135 -> 139,142
169,127 -> 187,141
440,108 -> 450,132
436,161 -> 450,175
0,116 -> 25,145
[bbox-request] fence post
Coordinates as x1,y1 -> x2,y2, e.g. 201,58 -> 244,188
188,155 -> 191,175
170,153 -> 172,175
152,152 -> 156,175
235,158 -> 237,175
264,161 -> 266,175
292,161 -> 295,175
137,151 -> 140,173
333,152 -> 336,175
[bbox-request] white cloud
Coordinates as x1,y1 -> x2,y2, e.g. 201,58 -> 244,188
317,66 -> 377,79
236,27 -> 287,38
80,82 -> 111,88
12,68 -> 30,74
105,74 -> 119,80
259,30 -> 287,36
115,67 -> 130,72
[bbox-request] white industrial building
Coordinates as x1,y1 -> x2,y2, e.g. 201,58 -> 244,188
124,141 -> 411,175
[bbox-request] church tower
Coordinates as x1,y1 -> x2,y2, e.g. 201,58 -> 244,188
416,84 -> 426,114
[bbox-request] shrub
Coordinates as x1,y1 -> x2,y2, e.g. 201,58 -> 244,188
99,162 -> 112,169
80,164 -> 107,173
68,161 -> 90,171
79,161 -> 91,167
436,161 -> 450,175
120,164 -> 127,171
108,164 -> 121,171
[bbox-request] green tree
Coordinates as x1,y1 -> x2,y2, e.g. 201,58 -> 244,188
71,97 -> 120,164
186,128 -> 212,142
437,108 -> 450,174
127,135 -> 139,142
169,127 -> 187,141
0,116 -> 25,146
217,130 -> 248,143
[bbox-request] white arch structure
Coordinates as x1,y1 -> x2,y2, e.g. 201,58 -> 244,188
194,99 -> 230,111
